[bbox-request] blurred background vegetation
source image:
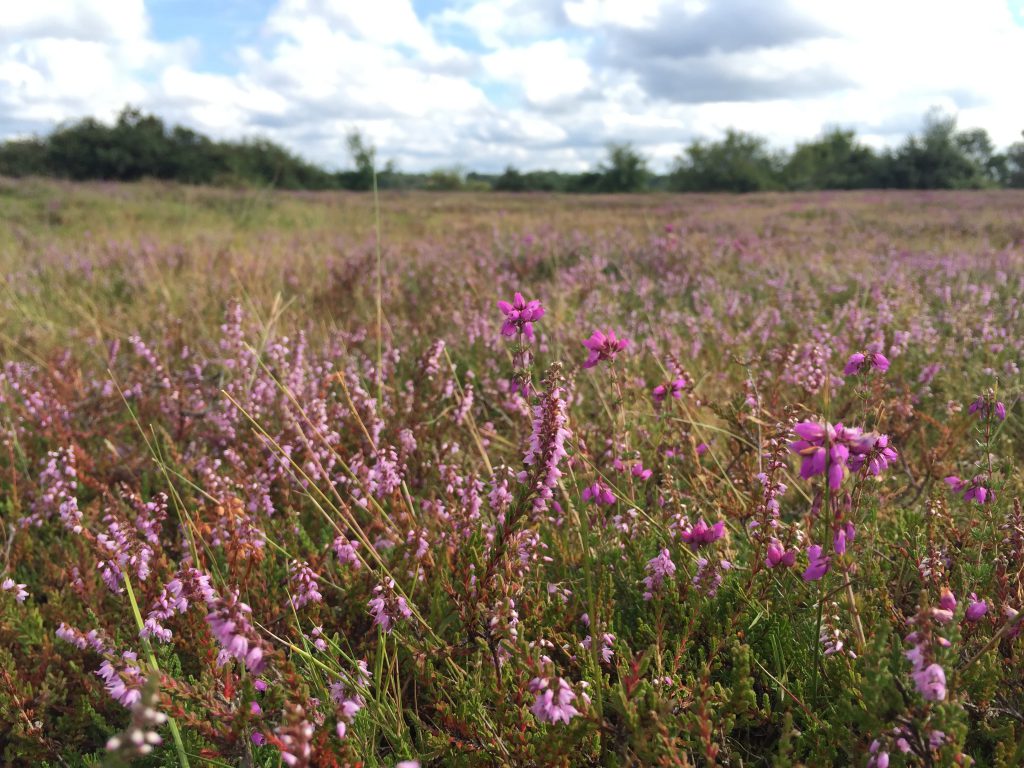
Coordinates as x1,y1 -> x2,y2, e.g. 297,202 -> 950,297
1,105 -> 1022,193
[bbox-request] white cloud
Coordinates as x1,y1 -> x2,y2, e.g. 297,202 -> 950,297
1,0 -> 1022,171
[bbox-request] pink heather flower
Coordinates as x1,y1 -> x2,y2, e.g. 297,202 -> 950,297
630,462 -> 653,481
1,578 -> 28,603
790,421 -> 896,488
765,538 -> 796,569
652,377 -> 686,405
833,521 -> 855,555
205,592 -> 268,674
939,587 -> 957,613
498,292 -> 544,340
581,481 -> 615,505
945,475 -> 994,504
96,653 -> 144,708
522,379 -> 571,512
911,663 -> 947,701
396,762 -> 421,768
679,518 -> 725,550
968,395 -> 1007,422
333,536 -> 362,570
368,579 -> 413,633
802,544 -> 830,581
529,677 -> 580,724
581,329 -> 628,369
965,593 -> 988,622
843,351 -> 890,376
288,560 -> 323,609
642,548 -> 676,600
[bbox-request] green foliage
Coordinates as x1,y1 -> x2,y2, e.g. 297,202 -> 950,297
670,129 -> 785,192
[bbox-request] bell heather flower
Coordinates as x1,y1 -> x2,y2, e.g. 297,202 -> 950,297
802,544 -> 830,581
765,538 -> 796,569
843,351 -> 890,376
498,292 -> 544,340
945,475 -> 994,504
679,518 -> 725,550
581,481 -> 615,505
642,548 -> 676,600
965,593 -> 988,622
790,421 -> 897,488
581,329 -> 628,369
833,521 -> 855,555
968,394 -> 1006,422
652,377 -> 686,405
529,676 -> 580,724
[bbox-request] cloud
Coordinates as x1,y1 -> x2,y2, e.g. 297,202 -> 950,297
1,0 -> 1023,172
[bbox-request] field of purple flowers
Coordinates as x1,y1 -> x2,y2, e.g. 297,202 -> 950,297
0,182 -> 1022,766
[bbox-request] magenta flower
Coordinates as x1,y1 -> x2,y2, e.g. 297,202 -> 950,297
945,475 -> 994,504
581,329 -> 628,369
802,544 -> 830,581
679,518 -> 725,550
765,538 -> 796,569
965,593 -> 988,622
581,482 -> 615,505
498,292 -> 544,340
790,421 -> 896,488
652,377 -> 686,405
939,587 -> 956,613
832,521 -> 855,555
288,560 -> 323,610
843,351 -> 890,376
968,395 -> 1006,422
528,677 -> 580,724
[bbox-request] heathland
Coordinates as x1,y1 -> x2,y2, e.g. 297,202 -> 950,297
0,180 -> 1021,766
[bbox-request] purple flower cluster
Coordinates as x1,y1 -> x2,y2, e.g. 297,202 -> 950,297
367,578 -> 412,633
581,329 -> 628,369
679,518 -> 725,550
498,292 -> 545,340
520,378 -> 571,512
968,394 -> 1007,422
97,652 -> 145,708
288,560 -> 323,609
789,421 -> 898,489
944,475 -> 994,504
142,568 -> 217,642
528,676 -> 581,724
642,549 -> 676,600
205,592 -> 269,674
581,481 -> 615,505
843,351 -> 890,376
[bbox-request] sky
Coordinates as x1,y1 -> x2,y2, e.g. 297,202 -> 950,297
1,0 -> 1023,173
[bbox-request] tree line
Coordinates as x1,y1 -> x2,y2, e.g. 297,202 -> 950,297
1,106 -> 1022,192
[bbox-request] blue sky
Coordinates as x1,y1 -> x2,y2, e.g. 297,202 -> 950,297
2,0 -> 1023,172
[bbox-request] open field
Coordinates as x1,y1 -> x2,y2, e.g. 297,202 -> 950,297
0,180 -> 1022,766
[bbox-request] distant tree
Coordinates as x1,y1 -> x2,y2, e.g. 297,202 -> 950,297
343,130 -> 377,190
670,130 -> 784,192
598,142 -> 650,192
886,109 -> 990,189
494,165 -> 527,192
784,128 -> 881,190
1004,134 -> 1024,188
0,137 -> 50,177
